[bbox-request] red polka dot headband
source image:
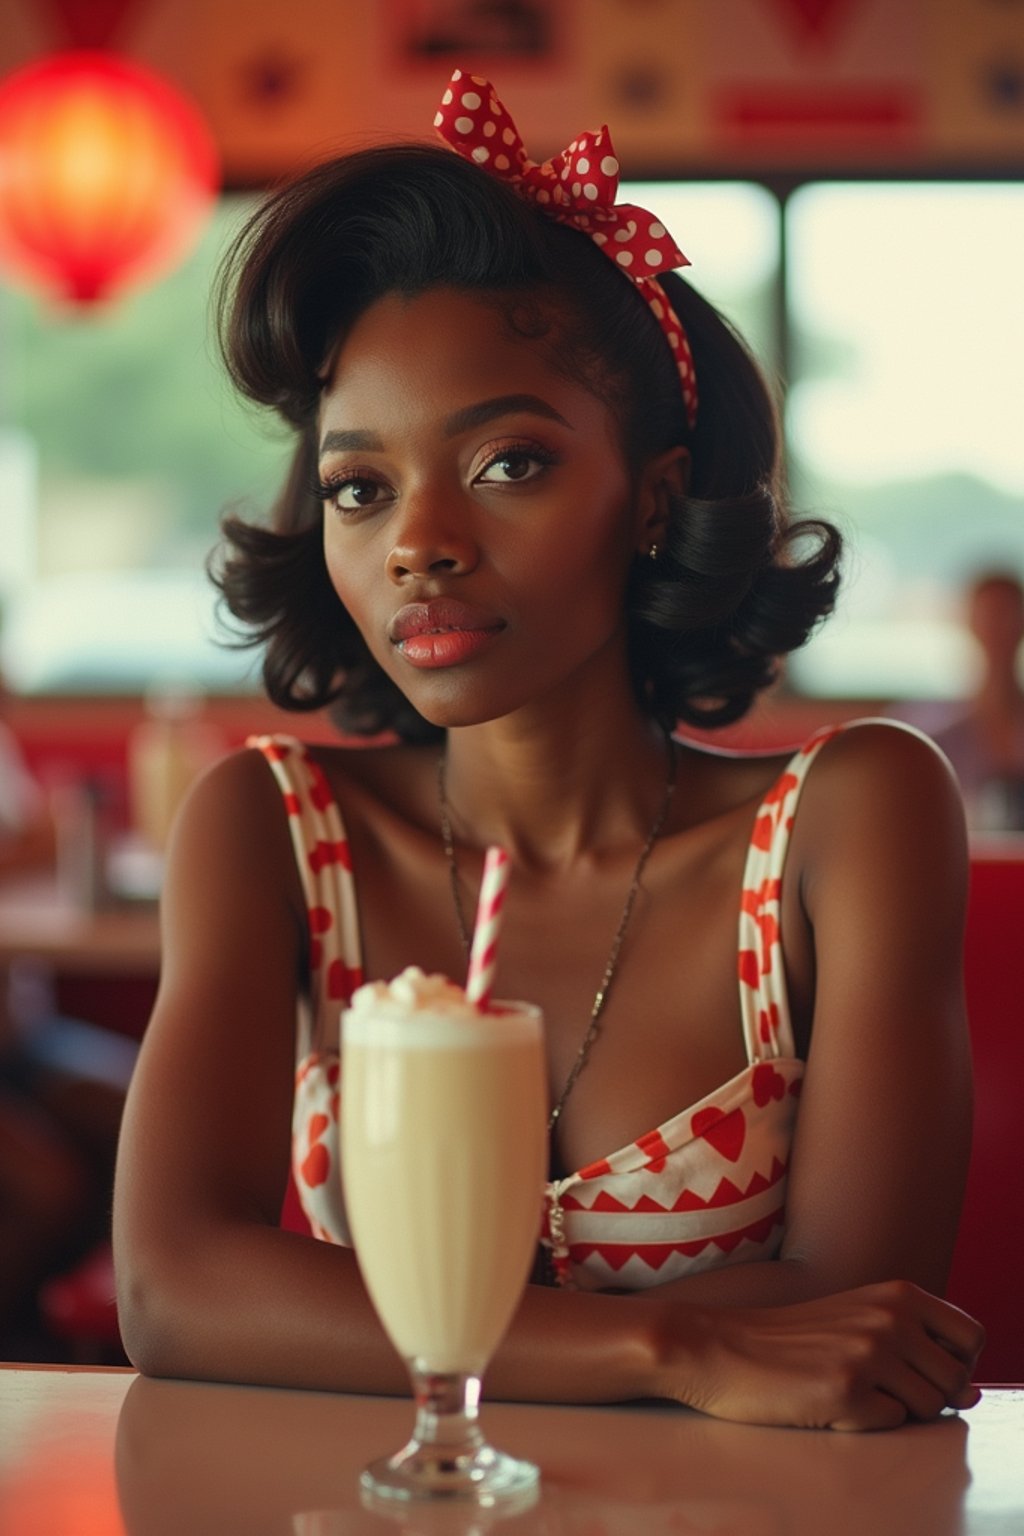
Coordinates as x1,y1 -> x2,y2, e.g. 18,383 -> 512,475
434,68 -> 698,429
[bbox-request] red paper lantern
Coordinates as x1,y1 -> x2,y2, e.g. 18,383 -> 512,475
0,50 -> 219,305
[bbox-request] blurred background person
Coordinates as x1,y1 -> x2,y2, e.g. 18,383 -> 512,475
931,571 -> 1024,832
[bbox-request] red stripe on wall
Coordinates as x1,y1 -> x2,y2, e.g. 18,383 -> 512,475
715,88 -> 921,135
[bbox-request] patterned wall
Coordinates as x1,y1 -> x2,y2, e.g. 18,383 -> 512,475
1,0 -> 1021,178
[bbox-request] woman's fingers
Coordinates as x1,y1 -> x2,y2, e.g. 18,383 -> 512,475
911,1336 -> 980,1411
813,1336 -> 954,1429
828,1389 -> 909,1433
916,1287 -> 987,1368
875,1356 -> 959,1424
846,1284 -> 983,1421
879,1284 -> 986,1416
830,1282 -> 983,1408
686,1282 -> 986,1431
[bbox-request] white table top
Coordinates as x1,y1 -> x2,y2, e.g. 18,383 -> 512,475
1,1366 -> 1022,1535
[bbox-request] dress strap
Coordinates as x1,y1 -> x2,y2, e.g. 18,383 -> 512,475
737,725 -> 844,1064
248,734 -> 364,1008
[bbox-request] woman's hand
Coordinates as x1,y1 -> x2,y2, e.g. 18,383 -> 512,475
653,1281 -> 985,1431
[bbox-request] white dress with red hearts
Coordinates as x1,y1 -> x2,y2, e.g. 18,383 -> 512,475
251,727 -> 840,1288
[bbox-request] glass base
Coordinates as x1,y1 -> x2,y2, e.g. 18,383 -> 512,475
361,1442 -> 539,1505
361,1367 -> 539,1505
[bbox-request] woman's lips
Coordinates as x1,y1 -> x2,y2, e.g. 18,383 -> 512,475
389,599 -> 505,670
398,629 -> 502,668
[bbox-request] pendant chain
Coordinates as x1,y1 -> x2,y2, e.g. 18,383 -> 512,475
437,735 -> 678,1132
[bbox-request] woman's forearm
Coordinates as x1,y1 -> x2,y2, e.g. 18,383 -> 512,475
117,1221 -> 669,1403
619,1256 -> 836,1310
119,1223 -> 409,1394
117,1222 -> 983,1429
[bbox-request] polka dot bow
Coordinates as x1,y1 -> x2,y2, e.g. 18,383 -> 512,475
434,69 -> 698,429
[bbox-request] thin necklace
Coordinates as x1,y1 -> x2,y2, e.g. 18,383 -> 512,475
437,733 -> 678,1132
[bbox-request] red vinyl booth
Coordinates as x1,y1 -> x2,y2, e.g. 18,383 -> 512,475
946,848 -> 1024,1382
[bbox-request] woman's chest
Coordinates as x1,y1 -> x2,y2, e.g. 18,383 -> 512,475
342,815 -> 813,1173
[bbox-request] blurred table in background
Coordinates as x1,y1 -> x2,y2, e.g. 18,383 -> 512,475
0,875 -> 161,977
0,873 -> 160,1058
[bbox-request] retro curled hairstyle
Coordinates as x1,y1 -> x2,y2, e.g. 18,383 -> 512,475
211,144 -> 841,740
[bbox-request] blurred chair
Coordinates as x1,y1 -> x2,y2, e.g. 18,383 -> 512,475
37,1240 -> 123,1363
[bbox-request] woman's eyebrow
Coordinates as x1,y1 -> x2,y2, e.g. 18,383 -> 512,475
443,394 -> 572,437
319,394 -> 571,459
319,428 -> 383,456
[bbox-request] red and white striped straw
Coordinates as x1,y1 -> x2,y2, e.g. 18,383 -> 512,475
465,845 -> 509,1010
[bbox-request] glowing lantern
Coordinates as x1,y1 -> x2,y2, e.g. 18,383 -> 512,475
0,51 -> 219,305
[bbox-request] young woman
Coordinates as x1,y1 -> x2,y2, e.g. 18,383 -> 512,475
113,72 -> 983,1430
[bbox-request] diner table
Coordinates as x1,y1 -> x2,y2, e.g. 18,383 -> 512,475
0,875 -> 161,976
1,1366 -> 1021,1535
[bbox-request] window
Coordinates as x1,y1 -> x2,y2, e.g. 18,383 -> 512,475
785,182 -> 1024,699
623,180 -> 782,374
1,181 -> 780,696
4,176 -> 1016,704
0,195 -> 285,692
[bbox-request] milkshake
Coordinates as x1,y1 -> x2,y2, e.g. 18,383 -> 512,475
342,968 -> 546,1374
341,966 -> 546,1502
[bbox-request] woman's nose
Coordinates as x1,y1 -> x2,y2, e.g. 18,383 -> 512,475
385,491 -> 478,582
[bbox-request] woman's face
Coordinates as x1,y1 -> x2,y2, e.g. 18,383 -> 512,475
317,286 -> 664,729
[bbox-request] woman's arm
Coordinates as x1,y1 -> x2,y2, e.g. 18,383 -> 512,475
600,721 -> 984,1425
635,720 -> 973,1306
112,750 -> 656,1400
782,721 -> 973,1292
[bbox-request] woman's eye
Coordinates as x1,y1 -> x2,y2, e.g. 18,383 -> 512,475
476,449 -> 552,486
318,475 -> 388,511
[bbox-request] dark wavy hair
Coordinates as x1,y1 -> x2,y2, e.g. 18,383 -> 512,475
211,144 -> 841,740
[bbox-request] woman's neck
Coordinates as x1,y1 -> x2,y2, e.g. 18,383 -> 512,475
439,667 -> 673,872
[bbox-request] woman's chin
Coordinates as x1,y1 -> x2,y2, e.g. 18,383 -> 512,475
386,672 -> 523,733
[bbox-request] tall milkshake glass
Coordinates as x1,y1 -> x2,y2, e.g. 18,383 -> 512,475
341,967 -> 547,1504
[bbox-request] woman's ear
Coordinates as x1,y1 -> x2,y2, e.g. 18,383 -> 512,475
634,446 -> 691,557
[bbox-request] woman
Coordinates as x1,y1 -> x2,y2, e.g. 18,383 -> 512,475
113,73 -> 983,1429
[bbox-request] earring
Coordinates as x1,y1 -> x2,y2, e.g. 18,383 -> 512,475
647,543 -> 659,562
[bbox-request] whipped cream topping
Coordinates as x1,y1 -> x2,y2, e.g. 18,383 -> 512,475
349,965 -> 480,1022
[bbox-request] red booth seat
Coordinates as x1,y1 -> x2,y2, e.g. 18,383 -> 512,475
946,847 -> 1024,1382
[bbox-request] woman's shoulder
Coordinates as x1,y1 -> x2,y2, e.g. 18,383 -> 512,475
800,716 -> 962,804
168,742 -> 304,873
162,734 -> 428,927
244,733 -> 442,832
193,733 -> 429,784
671,717 -> 925,813
676,717 -> 967,885
789,717 -> 968,884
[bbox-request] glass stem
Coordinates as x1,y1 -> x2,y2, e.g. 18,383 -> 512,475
410,1368 -> 486,1458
